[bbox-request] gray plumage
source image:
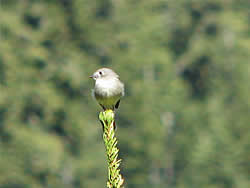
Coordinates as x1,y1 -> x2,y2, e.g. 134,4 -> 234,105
90,68 -> 124,110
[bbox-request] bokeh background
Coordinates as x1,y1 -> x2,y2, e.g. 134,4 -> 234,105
0,0 -> 250,188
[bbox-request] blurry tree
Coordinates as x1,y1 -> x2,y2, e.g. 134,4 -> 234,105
0,0 -> 249,188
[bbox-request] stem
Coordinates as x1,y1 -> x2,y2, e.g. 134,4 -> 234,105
99,110 -> 124,188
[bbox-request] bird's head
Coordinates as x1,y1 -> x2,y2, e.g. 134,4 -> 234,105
90,68 -> 119,80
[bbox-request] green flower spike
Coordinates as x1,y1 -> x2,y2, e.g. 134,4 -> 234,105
99,110 -> 124,188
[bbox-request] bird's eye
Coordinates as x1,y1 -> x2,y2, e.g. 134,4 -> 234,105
99,71 -> 103,75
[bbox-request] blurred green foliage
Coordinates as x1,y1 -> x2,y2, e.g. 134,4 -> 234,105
0,0 -> 249,188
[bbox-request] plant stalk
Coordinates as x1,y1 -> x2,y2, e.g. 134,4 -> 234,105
99,110 -> 124,188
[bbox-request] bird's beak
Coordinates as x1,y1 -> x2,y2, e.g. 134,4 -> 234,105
89,75 -> 93,78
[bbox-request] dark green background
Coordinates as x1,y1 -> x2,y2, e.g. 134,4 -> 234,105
0,0 -> 249,187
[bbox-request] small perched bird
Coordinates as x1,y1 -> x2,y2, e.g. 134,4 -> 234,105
90,68 -> 124,110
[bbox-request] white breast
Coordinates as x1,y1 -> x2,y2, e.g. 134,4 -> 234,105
95,78 -> 123,97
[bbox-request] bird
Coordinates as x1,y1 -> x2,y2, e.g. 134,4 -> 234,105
90,68 -> 124,111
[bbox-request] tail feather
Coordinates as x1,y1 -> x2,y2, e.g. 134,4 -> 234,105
115,100 -> 120,109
